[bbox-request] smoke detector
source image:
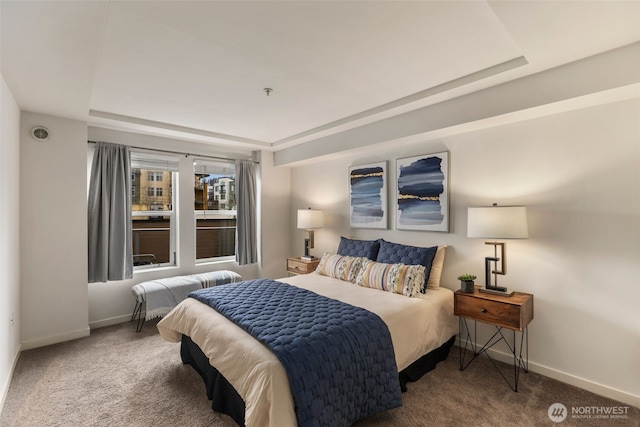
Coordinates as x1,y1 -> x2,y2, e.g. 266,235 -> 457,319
31,126 -> 50,142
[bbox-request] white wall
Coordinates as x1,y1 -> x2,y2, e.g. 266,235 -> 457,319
20,112 -> 90,349
0,74 -> 22,410
290,98 -> 640,406
258,150 -> 292,279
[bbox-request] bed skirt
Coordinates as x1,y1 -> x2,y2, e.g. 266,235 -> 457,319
180,334 -> 455,426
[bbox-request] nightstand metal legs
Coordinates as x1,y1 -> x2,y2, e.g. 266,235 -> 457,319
458,318 -> 529,392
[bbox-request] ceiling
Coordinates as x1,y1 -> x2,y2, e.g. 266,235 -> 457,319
2,1 -> 639,152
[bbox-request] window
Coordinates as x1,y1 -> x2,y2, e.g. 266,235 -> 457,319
194,160 -> 236,261
131,152 -> 179,268
147,171 -> 163,182
146,187 -> 163,197
88,143 -> 252,270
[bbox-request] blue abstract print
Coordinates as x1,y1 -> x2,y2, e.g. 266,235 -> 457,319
397,153 -> 448,231
350,162 -> 387,228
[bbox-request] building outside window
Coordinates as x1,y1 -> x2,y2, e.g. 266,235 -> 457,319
194,159 -> 236,261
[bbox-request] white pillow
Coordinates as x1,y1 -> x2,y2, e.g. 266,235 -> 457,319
427,245 -> 447,289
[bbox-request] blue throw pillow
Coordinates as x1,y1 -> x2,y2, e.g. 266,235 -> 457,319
376,240 -> 438,293
336,237 -> 381,260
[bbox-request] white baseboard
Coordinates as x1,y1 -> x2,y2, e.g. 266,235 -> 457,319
528,358 -> 640,409
21,327 -> 90,351
89,314 -> 132,330
0,343 -> 22,414
454,339 -> 640,408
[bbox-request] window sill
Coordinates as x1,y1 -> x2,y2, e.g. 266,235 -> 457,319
133,265 -> 179,274
196,256 -> 236,267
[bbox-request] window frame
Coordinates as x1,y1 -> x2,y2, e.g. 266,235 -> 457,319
131,153 -> 179,271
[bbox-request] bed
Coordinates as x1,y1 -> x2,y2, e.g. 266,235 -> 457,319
157,238 -> 458,427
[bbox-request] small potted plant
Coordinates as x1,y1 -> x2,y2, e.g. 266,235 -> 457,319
457,274 -> 477,293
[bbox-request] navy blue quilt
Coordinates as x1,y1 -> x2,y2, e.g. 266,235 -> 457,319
189,278 -> 402,427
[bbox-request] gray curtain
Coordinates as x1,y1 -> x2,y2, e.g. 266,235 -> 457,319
235,159 -> 258,265
88,142 -> 133,282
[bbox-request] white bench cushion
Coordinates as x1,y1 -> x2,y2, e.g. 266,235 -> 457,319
132,270 -> 242,320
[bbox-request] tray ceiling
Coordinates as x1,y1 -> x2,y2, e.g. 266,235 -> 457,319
2,1 -> 638,150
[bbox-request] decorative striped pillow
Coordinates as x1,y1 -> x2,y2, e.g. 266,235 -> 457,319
315,252 -> 364,283
356,259 -> 425,297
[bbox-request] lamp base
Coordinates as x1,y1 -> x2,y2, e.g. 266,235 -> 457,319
479,287 -> 515,297
303,238 -> 310,258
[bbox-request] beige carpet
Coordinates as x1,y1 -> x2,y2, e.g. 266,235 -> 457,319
1,320 -> 637,427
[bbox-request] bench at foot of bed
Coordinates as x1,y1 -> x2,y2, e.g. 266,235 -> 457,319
130,270 -> 242,332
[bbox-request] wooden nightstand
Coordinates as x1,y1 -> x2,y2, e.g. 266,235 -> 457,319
286,257 -> 320,276
454,287 -> 534,391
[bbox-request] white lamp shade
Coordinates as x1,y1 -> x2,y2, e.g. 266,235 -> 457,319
297,209 -> 323,230
467,206 -> 528,239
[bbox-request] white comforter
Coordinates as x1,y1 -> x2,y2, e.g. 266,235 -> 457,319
157,274 -> 457,427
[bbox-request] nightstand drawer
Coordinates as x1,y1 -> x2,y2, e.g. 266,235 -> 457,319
454,289 -> 533,331
455,297 -> 522,330
287,257 -> 319,275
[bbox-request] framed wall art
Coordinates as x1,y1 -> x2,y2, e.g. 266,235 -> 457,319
349,162 -> 388,229
396,151 -> 449,232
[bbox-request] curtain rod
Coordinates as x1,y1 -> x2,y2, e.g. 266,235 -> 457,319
87,140 -> 259,164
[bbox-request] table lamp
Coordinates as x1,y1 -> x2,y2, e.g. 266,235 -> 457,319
297,208 -> 323,259
467,204 -> 528,295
